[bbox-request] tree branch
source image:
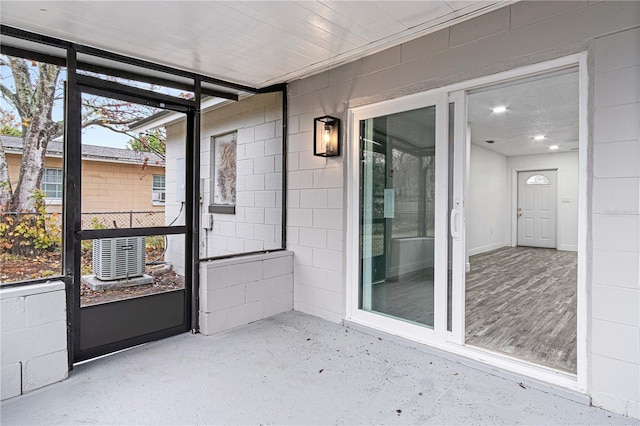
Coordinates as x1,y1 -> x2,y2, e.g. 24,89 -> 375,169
0,83 -> 23,117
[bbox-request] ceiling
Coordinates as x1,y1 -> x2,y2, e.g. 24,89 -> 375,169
468,69 -> 579,157
1,1 -> 507,89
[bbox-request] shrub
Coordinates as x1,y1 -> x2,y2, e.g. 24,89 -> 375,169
81,217 -> 110,253
0,190 -> 61,255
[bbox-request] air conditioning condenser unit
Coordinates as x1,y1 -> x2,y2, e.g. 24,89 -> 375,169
93,236 -> 146,281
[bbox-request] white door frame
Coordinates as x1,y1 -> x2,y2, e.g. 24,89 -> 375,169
346,88 -> 451,345
346,52 -> 589,393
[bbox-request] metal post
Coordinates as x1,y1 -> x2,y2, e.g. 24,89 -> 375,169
281,85 -> 288,249
188,76 -> 201,333
129,210 -> 133,228
63,47 -> 82,369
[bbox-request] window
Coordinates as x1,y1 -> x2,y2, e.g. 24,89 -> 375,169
210,131 -> 237,214
526,174 -> 550,185
41,168 -> 63,199
152,174 -> 166,203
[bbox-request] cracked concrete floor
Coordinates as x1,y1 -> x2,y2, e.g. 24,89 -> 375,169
1,311 -> 638,425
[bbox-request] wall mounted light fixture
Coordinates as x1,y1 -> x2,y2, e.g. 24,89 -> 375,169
313,116 -> 340,157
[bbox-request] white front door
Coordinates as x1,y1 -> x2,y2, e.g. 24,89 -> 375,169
517,170 -> 557,248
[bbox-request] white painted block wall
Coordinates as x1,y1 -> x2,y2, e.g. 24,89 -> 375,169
591,27 -> 640,418
1,281 -> 68,400
287,1 -> 640,418
165,93 -> 284,270
165,120 -> 187,275
199,251 -> 293,335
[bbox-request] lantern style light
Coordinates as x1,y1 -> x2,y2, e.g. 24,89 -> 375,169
313,116 -> 340,157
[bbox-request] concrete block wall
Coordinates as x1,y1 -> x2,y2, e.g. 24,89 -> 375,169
1,281 -> 68,400
164,119 -> 187,275
165,93 -> 284,269
200,92 -> 283,257
287,0 -> 640,418
199,251 -> 293,335
4,152 -> 165,217
591,27 -> 640,418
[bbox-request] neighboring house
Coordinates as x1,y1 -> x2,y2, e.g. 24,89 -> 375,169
1,135 -> 165,227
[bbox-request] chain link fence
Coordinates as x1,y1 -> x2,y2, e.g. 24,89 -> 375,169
1,210 -> 165,230
82,211 -> 166,229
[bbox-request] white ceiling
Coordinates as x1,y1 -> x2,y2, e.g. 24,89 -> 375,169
468,69 -> 579,157
1,1 -> 507,89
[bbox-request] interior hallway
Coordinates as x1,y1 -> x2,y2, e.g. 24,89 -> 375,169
2,312 -> 631,425
466,246 -> 577,373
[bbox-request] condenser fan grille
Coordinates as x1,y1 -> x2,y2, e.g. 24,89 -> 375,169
93,236 -> 146,281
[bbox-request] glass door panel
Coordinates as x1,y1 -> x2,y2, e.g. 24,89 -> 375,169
360,106 -> 437,328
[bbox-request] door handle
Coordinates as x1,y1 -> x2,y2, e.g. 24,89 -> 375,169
450,208 -> 461,239
517,207 -> 522,218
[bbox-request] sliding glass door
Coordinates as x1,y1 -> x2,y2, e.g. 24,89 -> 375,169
360,106 -> 437,327
350,91 -> 461,339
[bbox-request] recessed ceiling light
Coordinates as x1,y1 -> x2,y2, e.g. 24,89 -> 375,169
534,135 -> 546,141
492,106 -> 507,114
549,145 -> 560,150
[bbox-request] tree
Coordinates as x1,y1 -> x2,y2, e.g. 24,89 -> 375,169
0,55 -> 163,212
127,128 -> 166,163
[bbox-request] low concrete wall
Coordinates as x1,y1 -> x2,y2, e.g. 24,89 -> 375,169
199,251 -> 293,335
388,237 -> 433,278
1,281 -> 68,400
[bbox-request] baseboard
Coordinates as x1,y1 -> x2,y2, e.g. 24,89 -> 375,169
468,242 -> 509,256
559,244 -> 578,252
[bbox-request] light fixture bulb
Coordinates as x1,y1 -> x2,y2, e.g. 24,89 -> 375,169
323,125 -> 331,141
323,124 -> 332,150
549,145 -> 559,150
534,135 -> 546,141
492,106 -> 507,113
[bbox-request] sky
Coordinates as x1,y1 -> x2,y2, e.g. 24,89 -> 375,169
1,59 -> 179,149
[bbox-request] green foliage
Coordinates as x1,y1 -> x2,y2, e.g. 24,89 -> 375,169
0,124 -> 21,137
127,130 -> 165,156
146,235 -> 165,250
81,217 -> 109,253
0,190 -> 61,255
0,111 -> 22,136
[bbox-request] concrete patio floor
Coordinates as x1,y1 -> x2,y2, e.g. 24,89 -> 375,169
1,311 -> 637,425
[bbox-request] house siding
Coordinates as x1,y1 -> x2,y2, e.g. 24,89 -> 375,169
5,152 -> 164,221
287,1 -> 639,418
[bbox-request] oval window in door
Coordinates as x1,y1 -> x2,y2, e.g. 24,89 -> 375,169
526,174 -> 550,185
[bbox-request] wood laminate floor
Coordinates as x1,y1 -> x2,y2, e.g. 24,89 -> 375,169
371,268 -> 435,328
465,246 -> 577,373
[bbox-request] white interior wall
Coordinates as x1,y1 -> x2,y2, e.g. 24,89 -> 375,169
506,151 -> 579,251
288,1 -> 639,418
467,144 -> 508,256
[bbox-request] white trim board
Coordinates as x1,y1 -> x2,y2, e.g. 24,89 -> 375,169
467,242 -> 510,257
